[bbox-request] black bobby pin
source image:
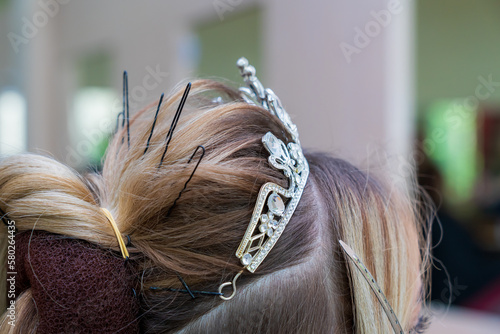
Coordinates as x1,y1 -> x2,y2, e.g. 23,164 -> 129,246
158,82 -> 192,168
123,71 -> 130,149
115,110 -> 125,134
149,286 -> 223,297
177,274 -> 195,299
144,93 -> 164,155
165,145 -> 205,217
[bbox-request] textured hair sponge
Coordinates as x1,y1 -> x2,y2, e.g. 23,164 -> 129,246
14,231 -> 139,333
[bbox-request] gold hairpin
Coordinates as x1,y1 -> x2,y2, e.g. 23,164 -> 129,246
101,208 -> 129,259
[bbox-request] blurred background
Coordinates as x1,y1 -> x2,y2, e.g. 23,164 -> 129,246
1,0 -> 500,332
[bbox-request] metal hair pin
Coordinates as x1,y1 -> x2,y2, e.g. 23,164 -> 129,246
165,145 -> 205,217
144,93 -> 164,155
124,71 -> 130,149
115,71 -> 130,150
158,83 -> 192,168
339,240 -> 404,334
101,208 -> 129,260
149,274 -> 223,298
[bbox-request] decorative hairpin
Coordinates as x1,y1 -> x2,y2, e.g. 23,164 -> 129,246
218,58 -> 309,300
339,240 -> 404,334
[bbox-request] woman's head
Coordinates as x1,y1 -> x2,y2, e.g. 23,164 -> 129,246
0,75 -> 430,333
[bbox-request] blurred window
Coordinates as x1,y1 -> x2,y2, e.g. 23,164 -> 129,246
0,89 -> 27,155
70,51 -> 114,167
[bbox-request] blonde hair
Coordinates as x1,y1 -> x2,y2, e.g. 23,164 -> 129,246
0,79 -> 430,333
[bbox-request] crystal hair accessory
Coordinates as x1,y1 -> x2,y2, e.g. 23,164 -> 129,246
339,240 -> 404,334
218,58 -> 309,300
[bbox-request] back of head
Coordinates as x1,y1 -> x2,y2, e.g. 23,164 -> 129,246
0,78 -> 429,333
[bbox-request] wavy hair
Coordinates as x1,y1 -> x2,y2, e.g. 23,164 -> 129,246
0,79 -> 431,333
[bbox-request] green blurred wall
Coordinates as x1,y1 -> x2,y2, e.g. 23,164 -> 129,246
417,0 -> 500,106
196,7 -> 262,84
417,0 -> 500,205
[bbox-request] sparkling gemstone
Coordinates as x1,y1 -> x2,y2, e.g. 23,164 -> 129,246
261,214 -> 269,223
259,224 -> 267,233
266,228 -> 274,237
236,57 -> 249,68
268,192 -> 285,216
269,219 -> 278,229
287,142 -> 301,160
241,253 -> 253,266
263,132 -> 290,165
274,106 -> 295,134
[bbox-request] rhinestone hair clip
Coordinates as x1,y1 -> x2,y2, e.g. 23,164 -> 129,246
218,58 -> 309,300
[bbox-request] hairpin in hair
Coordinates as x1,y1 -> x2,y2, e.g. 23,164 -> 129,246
123,71 -> 130,149
158,83 -> 192,168
115,71 -> 130,149
101,208 -> 129,260
149,286 -> 223,297
166,145 -> 205,217
115,110 -> 125,134
144,93 -> 164,155
148,144 -> 215,299
218,58 -> 309,299
339,240 -> 404,334
176,273 -> 195,299
149,268 -> 222,299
